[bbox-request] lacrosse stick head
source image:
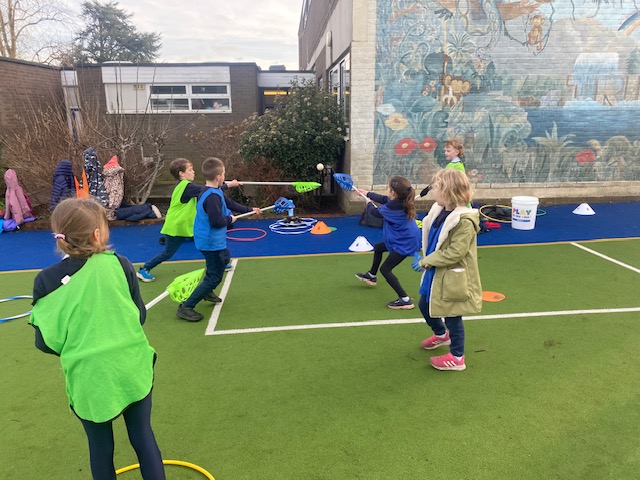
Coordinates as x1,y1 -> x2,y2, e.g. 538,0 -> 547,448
333,173 -> 355,191
273,197 -> 295,214
166,268 -> 205,303
419,185 -> 431,197
291,182 -> 322,193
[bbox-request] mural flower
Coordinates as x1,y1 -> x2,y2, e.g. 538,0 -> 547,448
385,112 -> 409,131
395,138 -> 418,155
576,149 -> 595,164
377,103 -> 396,115
418,137 -> 437,153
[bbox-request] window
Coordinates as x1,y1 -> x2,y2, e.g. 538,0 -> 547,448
148,84 -> 231,113
329,54 -> 350,123
260,89 -> 289,111
302,0 -> 312,28
151,85 -> 186,95
340,57 -> 350,122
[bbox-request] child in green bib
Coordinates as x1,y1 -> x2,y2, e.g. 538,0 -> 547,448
444,138 -> 466,173
137,158 -> 240,282
30,198 -> 165,479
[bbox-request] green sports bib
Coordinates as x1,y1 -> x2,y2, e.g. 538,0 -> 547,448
30,253 -> 155,422
161,180 -> 197,237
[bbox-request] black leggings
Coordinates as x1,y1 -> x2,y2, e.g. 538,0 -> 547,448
369,242 -> 409,298
79,390 -> 165,480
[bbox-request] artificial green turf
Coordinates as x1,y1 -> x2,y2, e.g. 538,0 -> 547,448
574,237 -> 640,269
2,240 -> 640,479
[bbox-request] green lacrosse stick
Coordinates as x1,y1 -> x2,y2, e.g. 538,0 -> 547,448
236,181 -> 321,193
145,268 -> 205,310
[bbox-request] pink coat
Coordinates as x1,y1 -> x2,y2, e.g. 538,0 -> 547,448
3,169 -> 34,224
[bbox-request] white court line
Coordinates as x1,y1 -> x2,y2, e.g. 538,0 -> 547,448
571,242 -> 640,274
206,306 -> 640,336
205,258 -> 238,335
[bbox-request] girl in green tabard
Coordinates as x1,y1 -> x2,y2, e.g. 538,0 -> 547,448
30,198 -> 165,480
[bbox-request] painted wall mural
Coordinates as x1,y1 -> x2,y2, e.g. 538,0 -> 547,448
374,0 -> 640,185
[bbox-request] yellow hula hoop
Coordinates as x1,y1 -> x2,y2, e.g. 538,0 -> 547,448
116,459 -> 215,479
479,204 -> 512,223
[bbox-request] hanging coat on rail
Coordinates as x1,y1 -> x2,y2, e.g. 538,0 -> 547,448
50,159 -> 76,210
103,155 -> 125,220
3,169 -> 35,227
83,147 -> 109,206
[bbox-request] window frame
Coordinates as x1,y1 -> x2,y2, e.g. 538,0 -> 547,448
329,53 -> 350,124
148,83 -> 232,114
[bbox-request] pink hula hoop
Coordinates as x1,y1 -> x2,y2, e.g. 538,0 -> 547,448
226,227 -> 267,242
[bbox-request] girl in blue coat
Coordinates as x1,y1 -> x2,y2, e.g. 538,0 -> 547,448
355,176 -> 420,309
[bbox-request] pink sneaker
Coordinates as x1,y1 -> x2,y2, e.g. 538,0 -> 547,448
430,353 -> 466,371
421,332 -> 451,350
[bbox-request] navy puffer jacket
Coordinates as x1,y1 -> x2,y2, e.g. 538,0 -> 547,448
50,159 -> 76,210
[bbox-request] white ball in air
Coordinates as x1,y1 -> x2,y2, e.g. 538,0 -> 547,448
316,163 -> 325,171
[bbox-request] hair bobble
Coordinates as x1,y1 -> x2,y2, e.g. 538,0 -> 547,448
53,233 -> 66,240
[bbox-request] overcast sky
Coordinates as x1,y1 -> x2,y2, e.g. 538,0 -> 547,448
66,0 -> 303,70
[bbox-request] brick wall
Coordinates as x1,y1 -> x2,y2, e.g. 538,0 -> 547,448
0,58 -> 63,165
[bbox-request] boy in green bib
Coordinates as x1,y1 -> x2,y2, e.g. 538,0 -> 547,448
444,138 -> 466,173
30,198 -> 165,479
137,158 -> 240,282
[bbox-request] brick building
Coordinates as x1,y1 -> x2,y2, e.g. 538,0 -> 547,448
0,57 -> 312,198
0,57 -> 63,147
299,0 -> 640,211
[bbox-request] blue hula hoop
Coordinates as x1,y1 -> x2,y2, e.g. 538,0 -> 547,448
0,295 -> 33,323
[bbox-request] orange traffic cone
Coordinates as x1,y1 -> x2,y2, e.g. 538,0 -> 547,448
310,221 -> 332,235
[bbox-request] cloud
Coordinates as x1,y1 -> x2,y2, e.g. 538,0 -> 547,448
67,0 -> 302,69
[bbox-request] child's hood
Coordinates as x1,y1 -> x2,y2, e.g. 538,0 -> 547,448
83,147 -> 100,171
3,168 -> 20,188
450,207 -> 480,233
103,155 -> 124,176
379,200 -> 409,224
53,159 -> 74,178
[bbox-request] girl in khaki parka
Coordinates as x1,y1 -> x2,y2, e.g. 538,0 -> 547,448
416,169 -> 482,371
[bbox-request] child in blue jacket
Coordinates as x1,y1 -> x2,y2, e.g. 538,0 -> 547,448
355,176 -> 420,309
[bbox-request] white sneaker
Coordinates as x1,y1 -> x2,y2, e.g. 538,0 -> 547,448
151,205 -> 162,219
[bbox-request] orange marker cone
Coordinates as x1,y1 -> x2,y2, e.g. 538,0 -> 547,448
310,221 -> 332,235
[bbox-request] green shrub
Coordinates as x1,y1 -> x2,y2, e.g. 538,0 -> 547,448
239,80 -> 346,180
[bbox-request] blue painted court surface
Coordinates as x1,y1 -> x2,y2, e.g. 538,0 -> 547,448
1,201 -> 639,272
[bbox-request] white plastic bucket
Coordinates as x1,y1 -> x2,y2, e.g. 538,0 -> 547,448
511,196 -> 539,230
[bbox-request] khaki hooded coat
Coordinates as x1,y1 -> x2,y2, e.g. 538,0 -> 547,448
419,204 -> 482,318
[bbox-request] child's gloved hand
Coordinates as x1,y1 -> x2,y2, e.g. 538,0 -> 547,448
411,252 -> 423,272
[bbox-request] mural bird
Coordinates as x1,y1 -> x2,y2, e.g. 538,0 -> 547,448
433,0 -> 553,22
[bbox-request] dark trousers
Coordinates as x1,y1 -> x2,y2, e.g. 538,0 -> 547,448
183,248 -> 230,308
143,235 -> 188,271
418,295 -> 465,357
369,241 -> 409,298
79,390 -> 165,480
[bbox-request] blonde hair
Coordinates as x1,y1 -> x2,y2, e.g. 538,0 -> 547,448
445,138 -> 464,157
431,169 -> 472,209
51,198 -> 110,258
388,176 -> 416,219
